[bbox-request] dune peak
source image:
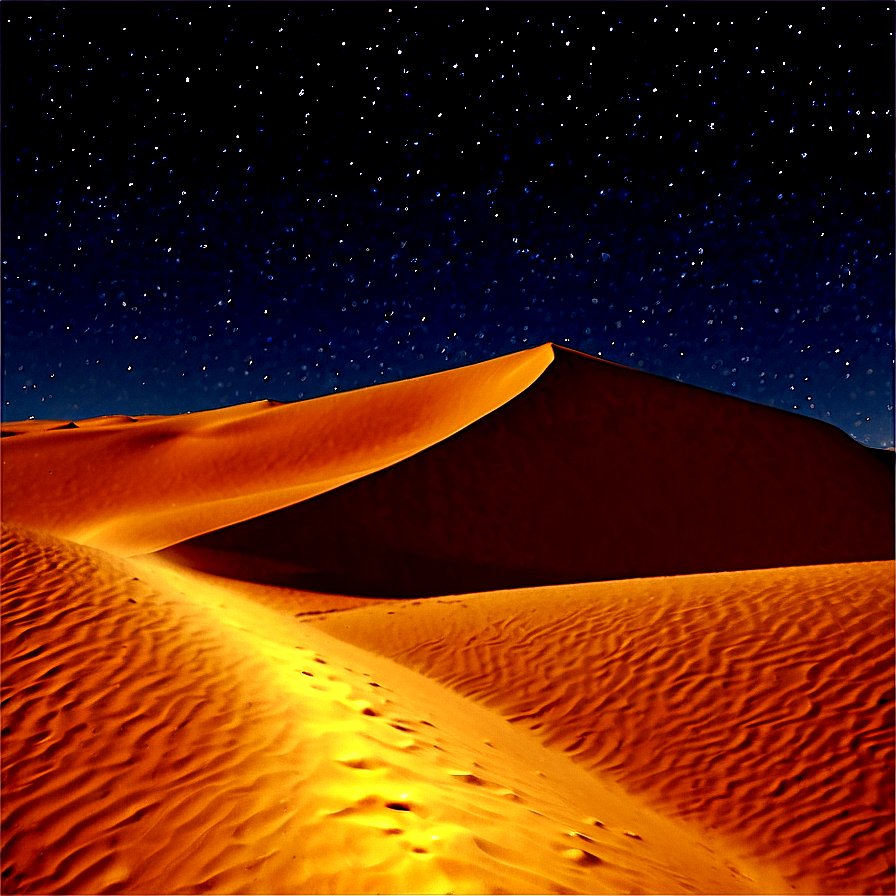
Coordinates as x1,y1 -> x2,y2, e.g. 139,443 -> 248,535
1,343 -> 893,895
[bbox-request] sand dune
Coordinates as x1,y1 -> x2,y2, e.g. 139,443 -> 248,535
0,345 -> 552,555
309,561 -> 895,894
1,343 -> 893,894
159,344 -> 893,596
1,523 -> 791,895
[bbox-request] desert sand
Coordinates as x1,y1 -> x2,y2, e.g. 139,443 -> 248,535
1,342 -> 893,895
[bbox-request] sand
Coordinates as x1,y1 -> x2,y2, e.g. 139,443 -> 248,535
2,343 -> 893,894
309,561 -> 895,894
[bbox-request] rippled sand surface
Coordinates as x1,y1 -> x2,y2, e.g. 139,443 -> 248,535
3,344 -> 892,894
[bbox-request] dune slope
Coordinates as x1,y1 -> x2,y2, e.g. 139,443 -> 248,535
0,344 -> 554,555
162,344 -> 894,596
2,344 -> 892,895
308,560 -> 896,895
1,523 -> 792,896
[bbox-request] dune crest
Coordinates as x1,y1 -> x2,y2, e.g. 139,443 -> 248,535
2,343 -> 892,894
160,343 -> 893,596
0,344 -> 553,554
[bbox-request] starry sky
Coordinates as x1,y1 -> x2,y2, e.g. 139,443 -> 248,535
2,3 -> 893,446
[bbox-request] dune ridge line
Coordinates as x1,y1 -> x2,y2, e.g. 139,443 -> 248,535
156,343 -> 893,596
1,343 -> 892,895
1,343 -> 556,555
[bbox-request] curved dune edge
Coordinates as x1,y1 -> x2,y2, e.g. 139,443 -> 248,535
3,343 -> 891,572
159,344 -> 893,597
2,344 -> 893,896
0,344 -> 555,555
307,560 -> 896,895
0,523 -> 792,896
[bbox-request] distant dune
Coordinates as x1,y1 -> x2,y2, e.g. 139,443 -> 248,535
2,343 -> 893,895
164,343 -> 892,596
1,343 -> 553,555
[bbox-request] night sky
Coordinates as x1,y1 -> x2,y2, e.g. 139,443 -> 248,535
2,3 -> 893,446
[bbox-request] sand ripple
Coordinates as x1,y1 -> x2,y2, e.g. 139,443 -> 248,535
2,524 -> 789,894
310,562 -> 895,894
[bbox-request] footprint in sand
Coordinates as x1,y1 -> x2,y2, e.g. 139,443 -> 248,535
389,721 -> 415,732
326,795 -> 419,819
448,771 -> 488,786
561,847 -> 603,866
336,755 -> 385,771
567,830 -> 596,843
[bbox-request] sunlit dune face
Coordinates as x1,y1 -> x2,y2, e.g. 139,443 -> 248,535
308,560 -> 896,894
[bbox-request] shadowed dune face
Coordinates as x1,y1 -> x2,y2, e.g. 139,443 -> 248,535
863,445 -> 896,472
161,345 -> 894,597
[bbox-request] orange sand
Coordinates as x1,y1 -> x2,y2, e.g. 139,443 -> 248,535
309,561 -> 895,894
2,343 -> 893,894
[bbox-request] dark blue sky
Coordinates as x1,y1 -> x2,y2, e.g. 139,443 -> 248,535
2,2 -> 893,446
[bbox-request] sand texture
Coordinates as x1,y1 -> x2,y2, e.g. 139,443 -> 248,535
2,343 -> 893,894
310,562 -> 895,894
